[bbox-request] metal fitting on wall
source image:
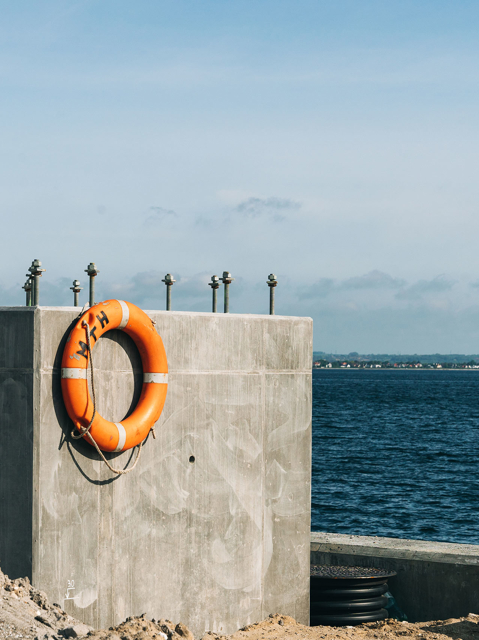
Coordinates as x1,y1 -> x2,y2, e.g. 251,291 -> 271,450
208,275 -> 220,312
23,278 -> 32,307
220,271 -> 234,313
162,274 -> 176,310
70,280 -> 83,307
85,262 -> 99,307
28,259 -> 46,306
267,274 -> 278,315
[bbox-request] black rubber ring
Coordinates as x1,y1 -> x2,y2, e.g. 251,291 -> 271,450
311,577 -> 389,589
311,583 -> 388,600
310,608 -> 389,626
311,594 -> 389,613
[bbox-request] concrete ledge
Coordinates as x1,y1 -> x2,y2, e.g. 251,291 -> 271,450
311,532 -> 479,622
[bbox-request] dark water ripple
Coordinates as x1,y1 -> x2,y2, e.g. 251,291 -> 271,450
311,369 -> 479,544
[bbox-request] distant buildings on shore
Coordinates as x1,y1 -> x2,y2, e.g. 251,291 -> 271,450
313,359 -> 479,370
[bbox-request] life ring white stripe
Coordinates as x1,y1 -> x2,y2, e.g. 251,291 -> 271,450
117,300 -> 129,329
62,368 -> 87,379
143,373 -> 168,384
114,422 -> 127,452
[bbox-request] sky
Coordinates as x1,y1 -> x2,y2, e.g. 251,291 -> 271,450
2,0 -> 479,353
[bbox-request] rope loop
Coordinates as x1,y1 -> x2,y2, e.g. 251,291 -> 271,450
70,319 -> 145,475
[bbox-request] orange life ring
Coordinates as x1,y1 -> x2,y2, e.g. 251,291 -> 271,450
61,300 -> 168,453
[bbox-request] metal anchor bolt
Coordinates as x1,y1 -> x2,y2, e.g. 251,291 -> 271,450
162,274 -> 176,311
220,271 -> 234,313
267,274 -> 278,315
208,275 -> 220,313
23,278 -> 32,307
85,262 -> 99,307
28,259 -> 46,306
70,280 -> 83,307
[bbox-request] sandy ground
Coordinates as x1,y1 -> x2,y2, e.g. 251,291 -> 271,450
1,567 -> 478,640
214,614 -> 479,640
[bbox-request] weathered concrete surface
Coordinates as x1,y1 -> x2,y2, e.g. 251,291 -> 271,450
0,308 -> 34,580
0,307 -> 312,637
311,532 -> 479,622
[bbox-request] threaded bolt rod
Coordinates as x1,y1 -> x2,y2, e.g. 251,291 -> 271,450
220,271 -> 234,313
28,260 -> 46,306
23,278 -> 32,306
85,263 -> 99,307
267,274 -> 278,315
162,274 -> 176,311
209,275 -> 220,312
71,280 -> 83,307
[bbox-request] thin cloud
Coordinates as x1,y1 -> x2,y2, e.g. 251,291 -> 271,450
110,271 -> 167,306
110,271 -> 215,311
234,197 -> 301,222
342,270 -> 406,291
299,278 -> 336,300
395,275 -> 455,301
194,214 -> 229,229
299,271 -> 405,300
0,282 -> 27,306
144,206 -> 178,228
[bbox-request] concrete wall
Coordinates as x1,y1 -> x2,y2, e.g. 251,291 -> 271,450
0,308 -> 34,580
0,307 -> 312,637
311,532 -> 479,622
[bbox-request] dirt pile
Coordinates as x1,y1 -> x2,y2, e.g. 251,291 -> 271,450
0,566 -> 92,640
86,615 -> 194,640
1,566 -> 478,640
0,567 -> 192,640
206,613 -> 479,640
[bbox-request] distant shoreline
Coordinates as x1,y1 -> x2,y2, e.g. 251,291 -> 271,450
313,367 -> 479,371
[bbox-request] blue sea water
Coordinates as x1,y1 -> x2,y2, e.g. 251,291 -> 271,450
311,369 -> 479,545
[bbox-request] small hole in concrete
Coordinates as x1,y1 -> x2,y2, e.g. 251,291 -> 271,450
189,455 -> 195,463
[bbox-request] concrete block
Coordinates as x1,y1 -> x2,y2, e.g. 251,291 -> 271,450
263,374 -> 311,620
311,532 -> 479,622
0,307 -> 312,637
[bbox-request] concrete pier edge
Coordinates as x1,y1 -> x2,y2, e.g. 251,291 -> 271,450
311,531 -> 479,622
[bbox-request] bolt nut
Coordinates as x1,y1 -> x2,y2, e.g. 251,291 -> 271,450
85,262 -> 99,276
162,273 -> 176,285
267,274 -> 278,287
71,280 -> 82,292
29,259 -> 46,276
209,275 -> 220,288
220,271 -> 234,284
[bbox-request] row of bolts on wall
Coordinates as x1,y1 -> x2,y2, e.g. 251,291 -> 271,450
22,259 -> 279,314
